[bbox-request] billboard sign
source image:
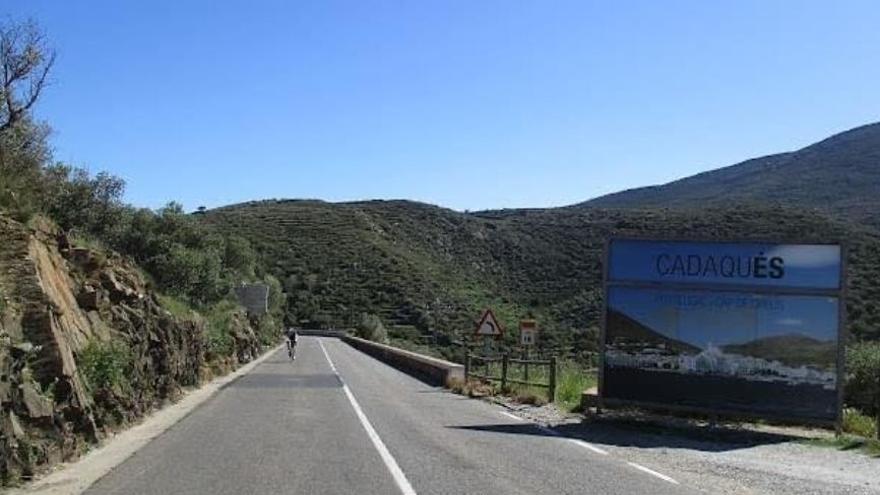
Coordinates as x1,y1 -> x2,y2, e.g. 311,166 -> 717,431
233,283 -> 269,316
601,239 -> 844,424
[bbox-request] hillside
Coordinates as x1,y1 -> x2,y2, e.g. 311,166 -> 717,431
722,334 -> 837,370
581,122 -> 880,229
0,215 -> 279,483
606,309 -> 701,355
205,201 -> 880,353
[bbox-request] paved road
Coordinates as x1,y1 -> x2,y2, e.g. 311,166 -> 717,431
86,337 -> 697,494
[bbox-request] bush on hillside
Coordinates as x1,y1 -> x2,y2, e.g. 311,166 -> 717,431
78,339 -> 133,395
356,313 -> 388,343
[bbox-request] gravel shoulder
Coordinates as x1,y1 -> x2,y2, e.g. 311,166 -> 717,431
482,397 -> 879,495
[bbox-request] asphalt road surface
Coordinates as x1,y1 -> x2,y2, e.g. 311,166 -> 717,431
85,337 -> 697,495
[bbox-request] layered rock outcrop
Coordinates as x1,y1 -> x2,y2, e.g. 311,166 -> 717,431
0,216 -> 268,483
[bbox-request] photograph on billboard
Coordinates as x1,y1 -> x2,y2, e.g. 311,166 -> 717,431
602,239 -> 843,423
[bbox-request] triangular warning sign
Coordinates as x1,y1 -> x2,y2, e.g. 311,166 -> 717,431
474,309 -> 503,337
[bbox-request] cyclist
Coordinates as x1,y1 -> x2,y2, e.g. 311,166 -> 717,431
285,328 -> 298,360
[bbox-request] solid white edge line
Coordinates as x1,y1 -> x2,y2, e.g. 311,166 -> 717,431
499,411 -> 524,421
319,340 -> 338,373
627,462 -> 679,485
318,339 -> 417,495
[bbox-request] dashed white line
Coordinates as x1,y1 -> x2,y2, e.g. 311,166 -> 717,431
627,462 -> 680,485
318,339 -> 417,495
499,411 -> 525,421
325,337 -> 678,490
569,439 -> 609,456
533,424 -> 609,455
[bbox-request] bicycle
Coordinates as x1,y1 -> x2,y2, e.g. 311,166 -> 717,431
286,336 -> 297,361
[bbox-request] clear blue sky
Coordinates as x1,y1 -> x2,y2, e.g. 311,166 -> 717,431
7,1 -> 880,212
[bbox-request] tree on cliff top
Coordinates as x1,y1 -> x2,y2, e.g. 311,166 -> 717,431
0,19 -> 54,218
0,19 -> 55,132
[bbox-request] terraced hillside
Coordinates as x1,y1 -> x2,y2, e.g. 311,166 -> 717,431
205,201 -> 880,354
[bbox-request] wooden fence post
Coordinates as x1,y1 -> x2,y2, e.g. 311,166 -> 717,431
523,349 -> 529,383
501,354 -> 509,391
548,356 -> 558,403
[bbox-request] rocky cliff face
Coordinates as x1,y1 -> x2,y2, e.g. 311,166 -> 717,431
0,215 -> 269,484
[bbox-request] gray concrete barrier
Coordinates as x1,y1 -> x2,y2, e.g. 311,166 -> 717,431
296,329 -> 350,338
342,336 -> 464,387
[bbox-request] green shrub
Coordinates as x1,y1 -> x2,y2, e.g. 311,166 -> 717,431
254,314 -> 281,347
78,339 -> 133,394
842,408 -> 878,439
356,313 -> 388,343
204,300 -> 240,357
510,384 -> 548,406
157,294 -> 197,319
556,360 -> 597,412
845,342 -> 880,438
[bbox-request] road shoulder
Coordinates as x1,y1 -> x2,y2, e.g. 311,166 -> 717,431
9,343 -> 285,495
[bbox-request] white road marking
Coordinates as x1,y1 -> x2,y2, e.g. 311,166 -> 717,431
499,411 -> 524,421
534,424 -> 611,457
569,439 -> 609,456
627,462 -> 680,485
318,339 -> 417,495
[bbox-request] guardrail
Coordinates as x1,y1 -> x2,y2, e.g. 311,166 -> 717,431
465,353 -> 557,402
341,336 -> 465,387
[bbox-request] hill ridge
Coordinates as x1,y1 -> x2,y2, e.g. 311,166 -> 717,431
580,122 -> 880,229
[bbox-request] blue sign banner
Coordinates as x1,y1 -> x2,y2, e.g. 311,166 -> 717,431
609,240 -> 840,290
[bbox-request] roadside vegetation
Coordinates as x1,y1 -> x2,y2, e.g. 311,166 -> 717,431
0,18 -> 285,416
78,339 -> 134,396
355,313 -> 388,343
0,17 -> 878,470
457,355 -> 596,412
845,342 -> 880,440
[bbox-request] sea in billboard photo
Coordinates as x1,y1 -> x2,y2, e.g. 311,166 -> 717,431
603,286 -> 840,421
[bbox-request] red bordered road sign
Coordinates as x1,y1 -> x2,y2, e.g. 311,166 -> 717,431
474,309 -> 503,338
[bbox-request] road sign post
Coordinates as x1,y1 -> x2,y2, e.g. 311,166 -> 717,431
519,319 -> 537,382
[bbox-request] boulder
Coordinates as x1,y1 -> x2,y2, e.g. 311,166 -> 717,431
21,381 -> 54,418
68,247 -> 103,272
76,286 -> 105,311
4,410 -> 25,440
0,380 -> 10,405
10,342 -> 35,359
100,272 -> 137,303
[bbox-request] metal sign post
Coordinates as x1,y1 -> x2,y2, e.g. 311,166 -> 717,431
520,319 -> 537,382
474,309 -> 503,363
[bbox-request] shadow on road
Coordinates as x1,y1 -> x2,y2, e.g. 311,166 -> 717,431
448,416 -> 804,453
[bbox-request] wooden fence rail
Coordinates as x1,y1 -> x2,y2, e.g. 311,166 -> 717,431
465,353 -> 557,402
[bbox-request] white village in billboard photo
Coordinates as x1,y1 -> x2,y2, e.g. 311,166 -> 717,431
605,343 -> 836,390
